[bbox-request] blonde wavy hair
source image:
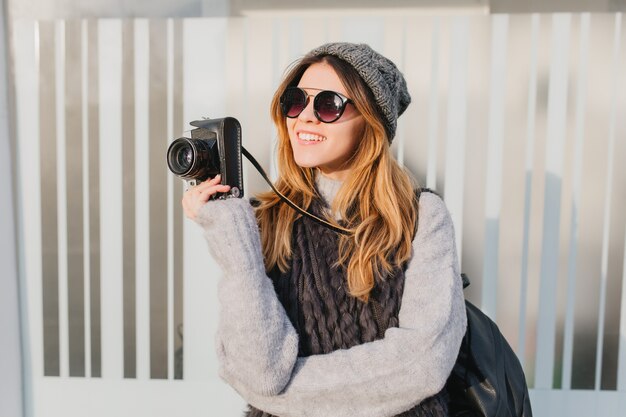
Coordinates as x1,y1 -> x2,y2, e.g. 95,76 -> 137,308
255,54 -> 418,302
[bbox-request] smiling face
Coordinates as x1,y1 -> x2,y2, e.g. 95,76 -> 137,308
286,62 -> 365,181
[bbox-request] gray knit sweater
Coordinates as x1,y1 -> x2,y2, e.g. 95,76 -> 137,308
196,175 -> 467,417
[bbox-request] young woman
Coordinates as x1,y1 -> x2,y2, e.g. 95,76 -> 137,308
182,43 -> 466,417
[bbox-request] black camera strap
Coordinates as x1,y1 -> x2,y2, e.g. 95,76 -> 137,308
241,146 -> 351,235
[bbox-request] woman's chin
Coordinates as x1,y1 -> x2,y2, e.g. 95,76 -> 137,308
293,155 -> 322,170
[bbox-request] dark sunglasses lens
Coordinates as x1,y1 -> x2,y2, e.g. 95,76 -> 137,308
281,88 -> 307,118
315,91 -> 344,122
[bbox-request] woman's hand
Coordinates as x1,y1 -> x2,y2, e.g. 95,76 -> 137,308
181,174 -> 231,222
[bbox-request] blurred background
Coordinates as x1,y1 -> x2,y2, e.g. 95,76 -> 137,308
2,0 -> 626,416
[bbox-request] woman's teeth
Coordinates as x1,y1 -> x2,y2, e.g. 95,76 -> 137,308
298,133 -> 327,142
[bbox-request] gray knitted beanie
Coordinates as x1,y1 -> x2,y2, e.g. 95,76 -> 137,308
305,42 -> 411,141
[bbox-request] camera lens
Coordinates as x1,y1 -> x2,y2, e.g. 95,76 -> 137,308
176,145 -> 193,171
167,137 -> 219,181
168,140 -> 194,175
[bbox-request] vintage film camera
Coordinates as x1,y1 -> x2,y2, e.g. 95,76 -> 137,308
166,117 -> 244,198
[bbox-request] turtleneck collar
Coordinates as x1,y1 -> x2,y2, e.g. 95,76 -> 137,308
314,171 -> 343,207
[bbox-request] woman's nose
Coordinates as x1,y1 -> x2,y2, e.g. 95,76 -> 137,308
297,96 -> 318,123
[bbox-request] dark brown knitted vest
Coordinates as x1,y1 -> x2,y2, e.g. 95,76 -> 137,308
246,198 -> 449,417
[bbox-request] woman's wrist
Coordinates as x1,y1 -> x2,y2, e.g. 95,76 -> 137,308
197,198 -> 265,275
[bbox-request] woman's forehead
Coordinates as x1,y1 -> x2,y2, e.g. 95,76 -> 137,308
297,62 -> 348,96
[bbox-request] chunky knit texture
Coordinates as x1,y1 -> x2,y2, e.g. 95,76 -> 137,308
305,42 -> 411,141
246,183 -> 449,417
197,175 -> 466,417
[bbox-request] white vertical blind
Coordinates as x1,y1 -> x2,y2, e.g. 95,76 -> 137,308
561,12 -> 590,390
619,223 -> 626,390
55,19 -> 70,379
13,19 -> 42,417
426,17 -> 440,191
534,13 -> 571,390
98,19 -> 124,380
166,17 -> 175,381
595,12 -> 622,391
444,16 -> 468,267
481,14 -> 509,320
81,18 -> 92,379
134,17 -> 151,381
518,13 -> 540,368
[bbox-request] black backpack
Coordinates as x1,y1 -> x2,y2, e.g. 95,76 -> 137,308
446,276 -> 533,417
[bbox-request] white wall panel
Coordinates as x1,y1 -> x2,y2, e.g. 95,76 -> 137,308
134,18 -> 151,381
444,16 -> 469,264
619,225 -> 626,390
80,18 -> 92,379
426,17 -> 441,190
534,13 -> 571,390
481,14 -> 508,320
517,13 -> 541,367
54,20 -> 70,379
560,12 -> 590,390
98,19 -> 124,380
0,0 -> 22,413
595,12 -> 622,391
13,18 -> 42,417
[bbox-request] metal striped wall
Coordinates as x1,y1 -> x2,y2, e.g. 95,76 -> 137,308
11,13 -> 626,417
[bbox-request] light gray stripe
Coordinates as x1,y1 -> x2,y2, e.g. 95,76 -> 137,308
55,20 -> 69,378
426,17 -> 440,190
396,16 -> 426,186
596,12 -> 622,391
443,16 -> 468,265
98,18 -> 124,377
81,17 -> 92,379
571,13 -> 615,390
13,18 -> 39,413
166,18 -> 174,379
600,14 -> 626,387
0,1 -> 24,414
241,18 -> 250,186
437,16 -> 449,195
562,12 -> 589,390
87,18 -> 101,378
535,13 -> 570,390
551,14 -> 581,390
458,16 -> 488,306
122,19 -> 136,379
481,14 -> 509,320
173,18 -> 184,380
149,19 -> 169,379
619,222 -> 626,390
39,21 -> 60,377
134,18 -> 150,380
393,17 -> 407,167
518,13 -> 540,376
269,18 -> 281,180
495,14 -> 534,366
64,19 -> 85,377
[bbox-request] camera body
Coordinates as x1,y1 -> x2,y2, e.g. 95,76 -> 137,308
167,117 -> 244,198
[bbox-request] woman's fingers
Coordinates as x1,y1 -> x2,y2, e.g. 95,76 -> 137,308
197,184 -> 231,202
195,174 -> 222,191
181,175 -> 231,221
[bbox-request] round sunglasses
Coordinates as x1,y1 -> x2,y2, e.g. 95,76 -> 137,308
280,87 -> 354,123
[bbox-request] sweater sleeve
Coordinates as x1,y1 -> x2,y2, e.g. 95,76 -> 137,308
197,193 -> 467,417
196,198 -> 299,396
